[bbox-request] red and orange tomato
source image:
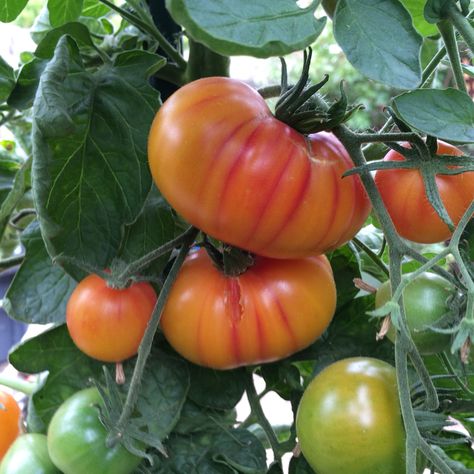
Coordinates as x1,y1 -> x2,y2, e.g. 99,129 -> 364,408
0,391 -> 21,460
160,248 -> 336,369
375,141 -> 474,244
148,77 -> 370,259
66,275 -> 157,362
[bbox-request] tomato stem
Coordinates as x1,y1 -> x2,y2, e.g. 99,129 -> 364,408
0,374 -> 38,396
107,227 -> 198,445
445,4 -> 474,56
351,237 -> 389,277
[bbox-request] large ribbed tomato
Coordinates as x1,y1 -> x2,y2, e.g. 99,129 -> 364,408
160,248 -> 336,369
148,77 -> 370,259
66,275 -> 157,362
375,141 -> 474,243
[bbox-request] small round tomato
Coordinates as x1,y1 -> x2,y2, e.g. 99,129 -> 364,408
296,357 -> 405,474
375,141 -> 474,243
160,248 -> 336,369
0,391 -> 21,459
0,434 -> 60,474
47,387 -> 141,474
66,275 -> 157,362
376,273 -> 454,355
148,77 -> 370,259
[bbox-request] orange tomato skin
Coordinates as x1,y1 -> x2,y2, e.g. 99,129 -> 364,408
160,249 -> 337,369
66,275 -> 157,362
375,141 -> 474,243
0,391 -> 21,460
148,77 -> 370,259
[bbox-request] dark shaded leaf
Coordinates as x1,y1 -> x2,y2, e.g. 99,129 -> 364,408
393,89 -> 474,143
0,56 -> 15,103
334,0 -> 422,89
166,0 -> 326,58
4,221 -> 77,324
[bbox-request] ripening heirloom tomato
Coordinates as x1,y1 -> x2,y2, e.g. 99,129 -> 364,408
375,141 -> 474,244
376,272 -> 454,355
160,248 -> 336,369
0,391 -> 21,459
148,77 -> 370,259
66,275 -> 157,362
0,434 -> 60,474
296,357 -> 405,474
47,388 -> 141,474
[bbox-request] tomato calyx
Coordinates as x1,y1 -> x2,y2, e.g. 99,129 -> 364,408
202,239 -> 254,277
274,48 -> 362,134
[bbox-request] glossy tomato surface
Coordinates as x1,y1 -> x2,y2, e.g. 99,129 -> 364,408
66,275 -> 157,362
376,273 -> 453,355
0,434 -> 60,474
160,248 -> 336,369
0,391 -> 21,460
47,388 -> 141,474
148,77 -> 370,259
296,357 -> 405,474
375,141 -> 474,243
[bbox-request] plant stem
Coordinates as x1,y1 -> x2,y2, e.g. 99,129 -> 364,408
108,228 -> 198,442
445,4 -> 474,54
352,237 -> 389,277
98,0 -> 186,69
355,132 -> 420,144
0,374 -> 38,395
437,21 -> 468,93
0,254 -> 24,272
245,372 -> 282,466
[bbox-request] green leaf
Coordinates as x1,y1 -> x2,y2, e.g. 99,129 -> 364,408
430,445 -> 474,473
9,324 -> 104,430
0,0 -> 29,22
0,56 -> 15,103
35,22 -> 96,59
129,350 -> 190,442
187,364 -> 247,411
32,37 -> 164,270
393,88 -> 474,143
30,7 -> 52,44
47,0 -> 84,27
289,455 -> 314,474
400,0 -> 439,36
3,221 -> 77,324
166,0 -> 326,58
82,0 -> 110,18
118,187 -> 177,276
424,0 -> 451,24
334,0 -> 422,89
154,429 -> 267,473
7,58 -> 48,110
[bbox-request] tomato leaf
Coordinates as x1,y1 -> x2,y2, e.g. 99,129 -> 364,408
0,0 -> 29,22
392,89 -> 474,143
186,364 -> 247,411
47,0 -> 83,27
153,428 -> 267,473
82,0 -> 110,18
32,36 -> 164,272
400,0 -> 439,36
0,56 -> 15,104
333,0 -> 422,89
9,325 -> 104,431
166,0 -> 326,58
289,455 -> 314,474
4,221 -> 77,324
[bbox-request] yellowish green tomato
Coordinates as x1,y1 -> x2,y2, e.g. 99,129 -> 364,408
296,357 -> 405,474
376,273 -> 453,355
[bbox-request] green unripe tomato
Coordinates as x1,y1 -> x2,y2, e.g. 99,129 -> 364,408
296,357 -> 405,474
0,434 -> 60,474
47,387 -> 141,474
376,273 -> 453,355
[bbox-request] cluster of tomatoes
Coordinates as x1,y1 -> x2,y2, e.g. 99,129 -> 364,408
0,387 -> 140,474
47,77 -> 473,473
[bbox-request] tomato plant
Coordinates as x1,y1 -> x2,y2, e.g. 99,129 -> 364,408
376,272 -> 454,355
0,391 -> 21,460
148,78 -> 371,259
47,387 -> 141,474
66,275 -> 157,362
161,248 -> 336,369
296,357 -> 405,474
374,141 -> 474,244
0,434 -> 60,474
